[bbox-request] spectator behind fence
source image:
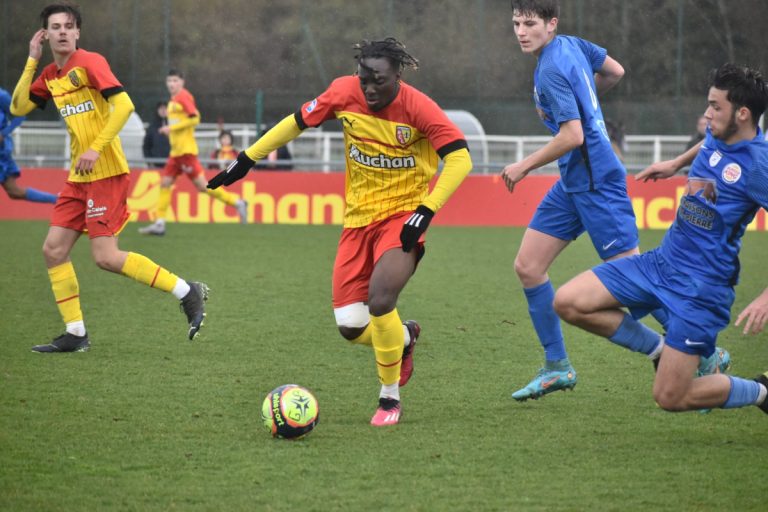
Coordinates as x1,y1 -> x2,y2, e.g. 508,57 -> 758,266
209,130 -> 238,170
142,101 -> 170,168
686,114 -> 708,149
254,123 -> 293,171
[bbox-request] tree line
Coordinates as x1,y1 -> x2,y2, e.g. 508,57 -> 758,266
1,0 -> 765,134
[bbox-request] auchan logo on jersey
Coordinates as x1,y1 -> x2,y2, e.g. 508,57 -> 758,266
348,144 -> 415,169
59,100 -> 95,118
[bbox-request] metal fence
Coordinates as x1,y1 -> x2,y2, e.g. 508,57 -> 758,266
11,121 -> 691,174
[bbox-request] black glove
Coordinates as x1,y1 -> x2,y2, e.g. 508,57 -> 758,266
400,205 -> 434,252
207,152 -> 255,189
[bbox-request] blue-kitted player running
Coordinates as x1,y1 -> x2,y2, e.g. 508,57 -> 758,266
554,63 -> 768,415
0,87 -> 57,204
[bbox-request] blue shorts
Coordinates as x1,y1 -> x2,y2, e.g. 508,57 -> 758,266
0,154 -> 20,184
593,249 -> 735,357
529,178 -> 639,260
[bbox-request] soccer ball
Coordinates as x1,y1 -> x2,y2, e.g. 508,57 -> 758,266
261,384 -> 319,439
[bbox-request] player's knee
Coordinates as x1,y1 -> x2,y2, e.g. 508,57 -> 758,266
367,295 -> 396,317
554,284 -> 588,323
90,248 -> 122,273
92,254 -> 118,272
652,385 -> 686,412
514,254 -> 543,283
42,240 -> 68,265
334,303 -> 369,340
553,288 -> 577,323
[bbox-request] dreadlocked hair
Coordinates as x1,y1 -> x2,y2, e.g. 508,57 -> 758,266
353,38 -> 419,72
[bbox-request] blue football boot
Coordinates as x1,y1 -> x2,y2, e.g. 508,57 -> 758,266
697,346 -> 731,414
512,366 -> 577,401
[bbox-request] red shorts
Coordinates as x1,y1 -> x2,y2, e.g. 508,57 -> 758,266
51,174 -> 130,238
162,154 -> 205,179
332,211 -> 425,308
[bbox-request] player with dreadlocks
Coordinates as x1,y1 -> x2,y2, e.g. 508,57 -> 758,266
209,37 -> 473,426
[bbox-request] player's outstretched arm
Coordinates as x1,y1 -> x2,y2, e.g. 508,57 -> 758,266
206,152 -> 256,189
207,114 -> 303,189
735,287 -> 768,335
636,140 -> 704,182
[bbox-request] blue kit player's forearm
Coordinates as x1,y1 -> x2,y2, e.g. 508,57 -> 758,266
521,119 -> 583,173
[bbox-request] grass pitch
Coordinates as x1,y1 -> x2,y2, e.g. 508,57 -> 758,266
1,220 -> 766,511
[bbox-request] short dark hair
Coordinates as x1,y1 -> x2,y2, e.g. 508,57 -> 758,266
167,69 -> 185,79
219,130 -> 234,141
353,38 -> 419,73
511,0 -> 559,21
709,63 -> 768,127
40,2 -> 82,29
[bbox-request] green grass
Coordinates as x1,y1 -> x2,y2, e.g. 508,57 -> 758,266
1,220 -> 766,511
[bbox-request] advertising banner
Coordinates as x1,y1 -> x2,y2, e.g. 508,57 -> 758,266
2,168 -> 765,231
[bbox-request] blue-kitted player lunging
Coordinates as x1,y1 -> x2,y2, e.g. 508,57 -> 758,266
554,63 -> 768,415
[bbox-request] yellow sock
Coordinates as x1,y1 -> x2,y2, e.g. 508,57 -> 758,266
121,252 -> 178,293
156,186 -> 173,220
206,187 -> 238,206
371,309 -> 403,385
49,262 -> 83,325
350,323 -> 373,346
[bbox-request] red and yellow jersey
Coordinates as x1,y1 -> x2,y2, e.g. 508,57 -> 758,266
299,76 -> 466,228
167,88 -> 199,157
30,49 -> 129,182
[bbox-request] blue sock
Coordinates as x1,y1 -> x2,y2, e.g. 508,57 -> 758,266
25,188 -> 57,204
650,308 -> 669,331
722,376 -> 761,409
523,281 -> 567,362
609,313 -> 662,356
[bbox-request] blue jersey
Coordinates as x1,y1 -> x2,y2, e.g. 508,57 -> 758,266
533,35 -> 624,192
659,129 -> 768,285
0,88 -> 24,156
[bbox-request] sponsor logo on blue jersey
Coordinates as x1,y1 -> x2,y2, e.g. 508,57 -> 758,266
721,163 -> 742,184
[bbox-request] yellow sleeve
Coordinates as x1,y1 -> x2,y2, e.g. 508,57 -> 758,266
244,114 -> 303,161
11,58 -> 40,116
421,148 -> 473,212
169,113 -> 200,131
89,91 -> 135,153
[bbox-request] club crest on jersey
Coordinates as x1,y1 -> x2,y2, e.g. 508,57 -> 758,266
709,151 -> 722,167
396,126 -> 412,146
722,163 -> 741,184
68,70 -> 80,87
